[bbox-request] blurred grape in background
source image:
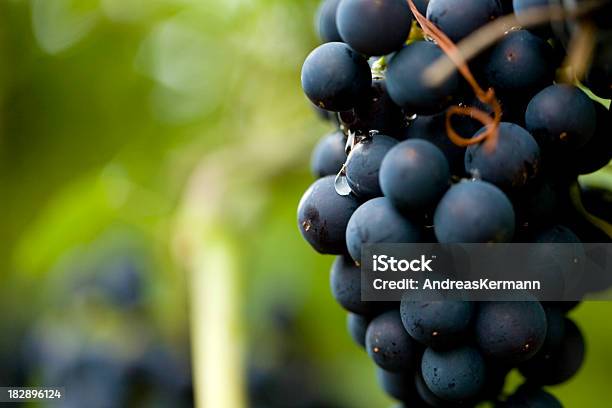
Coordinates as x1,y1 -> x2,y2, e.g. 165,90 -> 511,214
0,0 -> 611,407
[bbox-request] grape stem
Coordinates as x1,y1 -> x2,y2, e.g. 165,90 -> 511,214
406,0 -> 502,151
557,21 -> 597,84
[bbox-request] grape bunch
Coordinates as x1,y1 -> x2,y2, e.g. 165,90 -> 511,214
298,0 -> 612,406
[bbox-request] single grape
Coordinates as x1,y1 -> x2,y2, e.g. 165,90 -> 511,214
426,0 -> 504,42
297,176 -> 360,254
316,0 -> 342,43
347,313 -> 370,348
434,180 -> 516,243
310,131 -> 347,178
301,42 -> 371,112
475,301 -> 547,364
465,122 -> 540,191
345,134 -> 398,199
574,103 -> 612,175
525,84 -> 597,151
336,0 -> 413,56
330,256 -> 389,315
366,310 -> 417,372
400,294 -> 475,349
346,197 -> 422,263
519,318 -> 585,385
386,41 -> 461,115
483,30 -> 555,98
421,346 -> 486,401
380,139 -> 451,212
339,78 -> 406,138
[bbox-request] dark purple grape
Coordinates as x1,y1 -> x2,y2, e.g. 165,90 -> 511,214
336,0 -> 413,56
386,41 -> 461,115
483,30 -> 555,98
573,103 -> 612,175
347,313 -> 370,348
465,122 -> 540,191
301,42 -> 371,112
434,180 -> 516,243
519,318 -> 585,385
366,310 -> 418,372
380,139 -> 451,212
298,176 -> 360,254
400,294 -> 475,349
345,134 -> 398,199
316,0 -> 342,43
525,84 -> 597,152
346,197 -> 422,262
310,131 -> 347,178
475,301 -> 547,364
421,346 -> 486,401
330,256 -> 389,315
427,0 -> 504,42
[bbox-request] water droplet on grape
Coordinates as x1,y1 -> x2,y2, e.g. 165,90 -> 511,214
334,166 -> 352,196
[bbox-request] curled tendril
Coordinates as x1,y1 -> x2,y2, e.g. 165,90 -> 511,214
407,0 -> 502,151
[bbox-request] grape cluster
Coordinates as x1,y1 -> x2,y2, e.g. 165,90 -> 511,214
300,0 -> 612,406
17,255 -> 194,407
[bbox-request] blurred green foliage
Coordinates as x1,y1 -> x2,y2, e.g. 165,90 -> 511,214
0,1 -> 611,407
